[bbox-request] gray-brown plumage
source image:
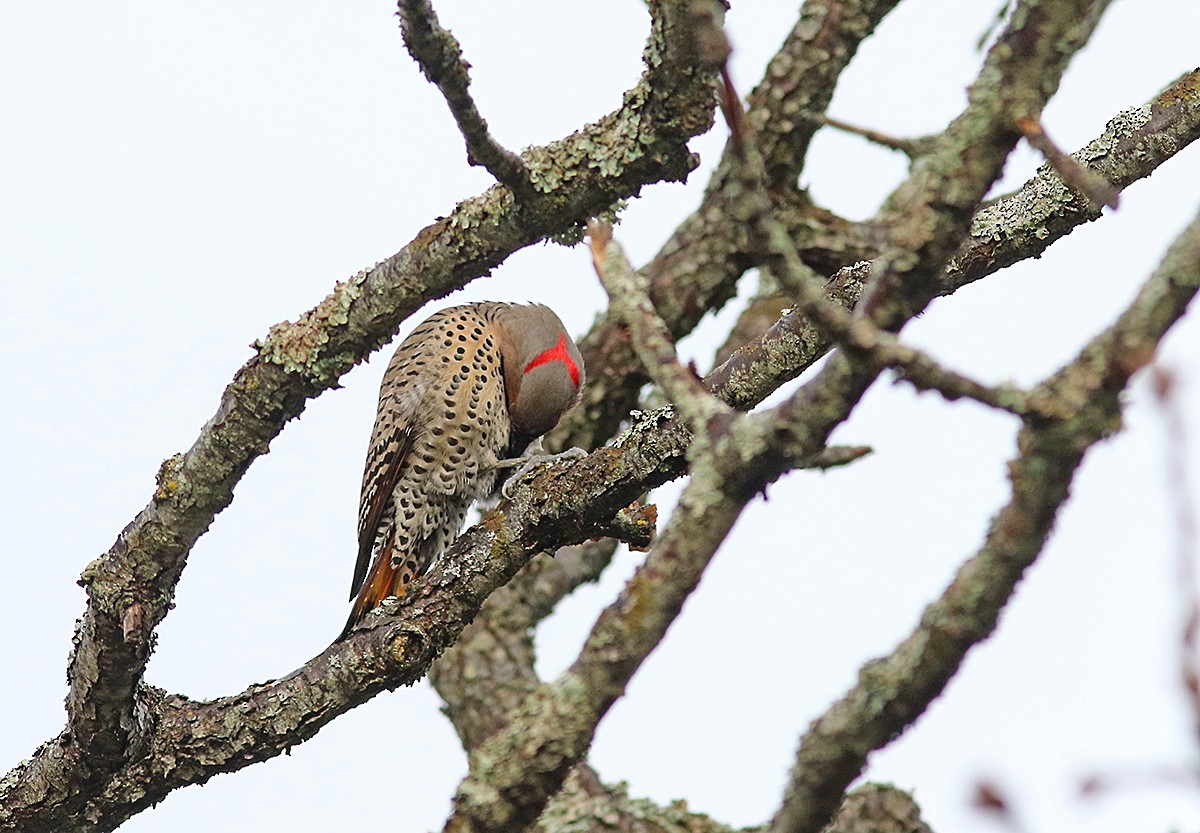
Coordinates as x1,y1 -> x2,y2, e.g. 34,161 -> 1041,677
340,302 -> 584,638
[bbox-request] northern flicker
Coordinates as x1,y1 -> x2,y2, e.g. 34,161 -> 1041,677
340,302 -> 585,639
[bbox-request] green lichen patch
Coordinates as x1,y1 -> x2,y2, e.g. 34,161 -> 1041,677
258,276 -> 365,384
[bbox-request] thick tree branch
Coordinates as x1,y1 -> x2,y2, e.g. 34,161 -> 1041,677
431,540 -> 620,751
2,451 -> 659,833
858,0 -> 1112,327
434,5 -> 1115,828
443,230 -> 874,833
948,67 -> 1200,292
768,202 -> 1200,833
554,0 -> 901,452
704,68 -> 1200,410
0,4 -> 720,830
746,0 -> 903,189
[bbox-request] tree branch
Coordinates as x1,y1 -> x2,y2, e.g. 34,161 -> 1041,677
431,540 -> 620,751
554,0 -> 902,452
857,0 -> 1113,328
397,0 -> 531,191
3,448 -> 659,833
949,67 -> 1200,292
768,201 -> 1200,833
1016,114 -> 1120,210
590,220 -> 729,430
442,228 -> 875,833
0,3 -> 720,829
702,68 -> 1200,411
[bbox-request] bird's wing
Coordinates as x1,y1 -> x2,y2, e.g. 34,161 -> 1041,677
351,363 -> 434,600
351,425 -> 413,599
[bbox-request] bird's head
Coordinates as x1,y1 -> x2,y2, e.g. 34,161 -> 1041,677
495,303 -> 585,445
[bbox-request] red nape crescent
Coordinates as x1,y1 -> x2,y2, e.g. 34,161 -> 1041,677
524,332 -> 581,388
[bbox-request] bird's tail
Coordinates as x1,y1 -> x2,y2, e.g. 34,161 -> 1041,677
339,547 -> 408,640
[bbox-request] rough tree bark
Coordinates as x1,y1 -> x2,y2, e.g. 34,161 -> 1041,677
3,1 -> 1199,832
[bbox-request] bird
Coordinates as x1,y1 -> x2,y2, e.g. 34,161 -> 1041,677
339,302 -> 585,639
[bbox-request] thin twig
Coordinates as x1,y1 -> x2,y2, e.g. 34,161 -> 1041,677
1017,115 -> 1120,210
818,113 -> 933,158
713,59 -> 1041,419
397,0 -> 530,191
590,219 -> 729,430
1151,366 -> 1200,744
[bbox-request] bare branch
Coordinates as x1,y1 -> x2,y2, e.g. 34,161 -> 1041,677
949,68 -> 1200,292
431,542 -> 618,751
768,202 -> 1200,833
747,0 -> 904,188
396,0 -> 530,191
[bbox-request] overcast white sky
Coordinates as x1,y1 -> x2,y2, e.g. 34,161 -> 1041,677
2,2 -> 1199,832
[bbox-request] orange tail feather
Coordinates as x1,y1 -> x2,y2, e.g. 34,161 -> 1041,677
339,548 -> 408,640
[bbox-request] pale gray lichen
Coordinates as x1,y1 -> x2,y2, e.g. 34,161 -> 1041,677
613,405 -> 676,448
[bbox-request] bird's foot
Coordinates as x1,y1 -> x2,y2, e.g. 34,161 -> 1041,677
496,447 -> 588,498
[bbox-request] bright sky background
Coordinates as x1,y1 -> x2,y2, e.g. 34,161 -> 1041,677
2,2 -> 1199,832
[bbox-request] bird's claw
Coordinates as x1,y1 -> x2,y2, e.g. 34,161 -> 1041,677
499,447 -> 587,498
